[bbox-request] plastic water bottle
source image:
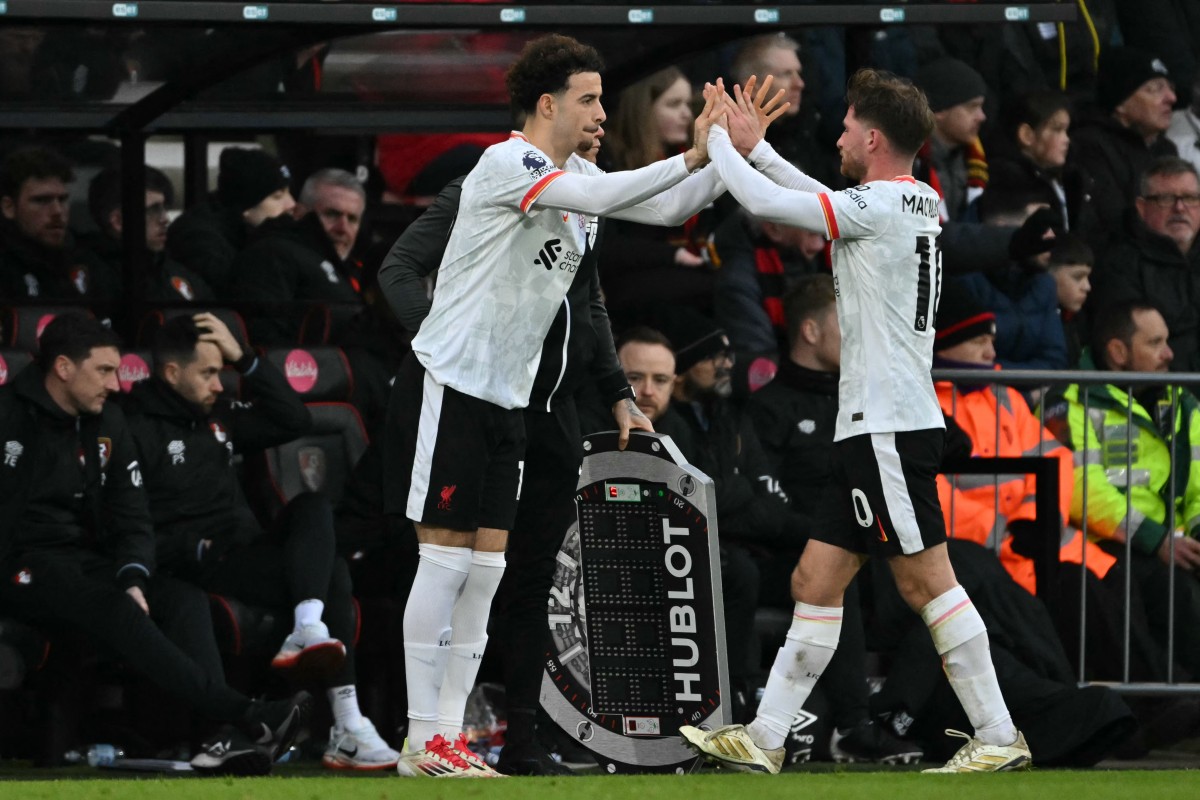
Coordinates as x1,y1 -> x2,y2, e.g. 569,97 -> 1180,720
86,744 -> 125,767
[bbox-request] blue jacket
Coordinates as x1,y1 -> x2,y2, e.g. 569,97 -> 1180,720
960,267 -> 1067,370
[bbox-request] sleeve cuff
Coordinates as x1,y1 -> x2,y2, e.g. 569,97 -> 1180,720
596,369 -> 630,403
747,138 -> 774,167
1131,518 -> 1168,556
116,563 -> 150,591
233,353 -> 258,374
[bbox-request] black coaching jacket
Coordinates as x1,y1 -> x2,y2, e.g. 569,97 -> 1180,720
0,366 -> 155,586
120,355 -> 311,572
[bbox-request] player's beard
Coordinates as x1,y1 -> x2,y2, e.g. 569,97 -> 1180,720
840,150 -> 865,183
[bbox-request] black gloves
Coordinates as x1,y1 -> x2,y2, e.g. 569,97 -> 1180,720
1008,207 -> 1064,261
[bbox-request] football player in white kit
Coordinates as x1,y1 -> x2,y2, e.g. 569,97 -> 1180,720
387,35 -> 736,778
680,70 -> 1032,774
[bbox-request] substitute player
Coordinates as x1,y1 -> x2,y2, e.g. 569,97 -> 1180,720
386,34 -> 731,778
680,70 -> 1032,774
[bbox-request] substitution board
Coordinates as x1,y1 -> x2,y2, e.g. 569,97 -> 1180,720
541,431 -> 729,773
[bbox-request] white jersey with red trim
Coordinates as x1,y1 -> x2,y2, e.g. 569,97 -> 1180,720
409,132 -> 601,409
816,178 -> 945,440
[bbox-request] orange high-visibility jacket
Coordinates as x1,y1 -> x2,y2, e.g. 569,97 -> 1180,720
936,377 -> 1115,594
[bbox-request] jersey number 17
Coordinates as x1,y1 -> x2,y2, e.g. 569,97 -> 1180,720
913,235 -> 942,333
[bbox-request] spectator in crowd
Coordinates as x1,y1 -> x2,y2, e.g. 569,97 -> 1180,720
1045,299 -> 1200,678
730,34 -> 840,188
987,89 -> 1098,240
1167,74 -> 1200,175
1069,47 -> 1178,242
0,146 -> 115,302
1090,156 -> 1200,371
1046,234 -> 1093,368
0,313 -> 309,775
232,168 -> 366,345
913,57 -> 989,222
121,313 -> 399,771
712,203 -> 826,361
958,193 -> 1068,371
932,277 -> 1115,594
598,66 -> 721,323
167,146 -> 294,295
83,165 -> 214,304
744,277 -> 923,764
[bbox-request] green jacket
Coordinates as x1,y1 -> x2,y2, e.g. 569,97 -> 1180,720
1052,357 -> 1200,556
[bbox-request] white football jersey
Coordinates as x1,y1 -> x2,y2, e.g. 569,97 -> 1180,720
410,133 -> 601,409
816,178 -> 945,440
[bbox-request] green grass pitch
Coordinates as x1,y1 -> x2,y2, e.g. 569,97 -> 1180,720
0,768 -> 1196,799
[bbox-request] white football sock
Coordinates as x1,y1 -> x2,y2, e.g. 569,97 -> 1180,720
294,599 -> 324,631
921,585 -> 1017,746
437,550 -> 506,737
404,543 -> 472,751
746,602 -> 842,751
328,684 -> 364,730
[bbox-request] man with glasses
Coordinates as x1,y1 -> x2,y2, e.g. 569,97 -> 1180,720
1070,47 -> 1179,239
85,165 -> 214,304
1093,157 -> 1200,370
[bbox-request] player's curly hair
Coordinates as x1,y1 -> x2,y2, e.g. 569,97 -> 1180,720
845,68 -> 934,157
505,34 -> 605,121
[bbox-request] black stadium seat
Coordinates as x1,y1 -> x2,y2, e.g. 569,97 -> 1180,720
2,306 -> 93,353
0,349 -> 33,387
260,346 -> 354,402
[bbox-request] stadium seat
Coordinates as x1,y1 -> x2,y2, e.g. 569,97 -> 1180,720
255,402 -> 369,518
260,346 -> 354,402
298,302 -> 363,346
0,349 -> 34,387
1,306 -> 93,353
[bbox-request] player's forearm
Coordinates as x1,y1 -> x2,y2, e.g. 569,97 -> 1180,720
708,127 -> 828,232
746,139 -> 833,194
608,165 -> 725,226
535,154 -> 690,216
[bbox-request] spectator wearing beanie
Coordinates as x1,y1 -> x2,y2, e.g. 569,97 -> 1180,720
1068,47 -> 1179,244
914,57 -> 990,222
167,146 -> 294,295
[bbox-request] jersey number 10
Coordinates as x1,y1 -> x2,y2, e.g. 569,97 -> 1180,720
913,235 -> 942,333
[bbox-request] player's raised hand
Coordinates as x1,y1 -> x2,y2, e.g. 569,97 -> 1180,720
194,311 -> 244,363
742,74 -> 791,135
686,78 -> 728,170
726,75 -> 790,157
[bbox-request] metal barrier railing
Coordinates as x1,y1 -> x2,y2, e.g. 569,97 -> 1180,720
932,367 -> 1200,695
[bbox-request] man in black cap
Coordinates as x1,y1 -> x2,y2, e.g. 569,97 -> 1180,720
1069,46 -> 1179,242
914,57 -> 990,223
167,146 -> 294,295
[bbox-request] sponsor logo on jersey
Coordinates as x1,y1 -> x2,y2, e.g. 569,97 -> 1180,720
168,439 -> 186,465
797,419 -> 816,435
535,238 -> 563,270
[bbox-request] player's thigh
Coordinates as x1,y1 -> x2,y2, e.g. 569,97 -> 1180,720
792,540 -> 866,606
887,542 -> 959,610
